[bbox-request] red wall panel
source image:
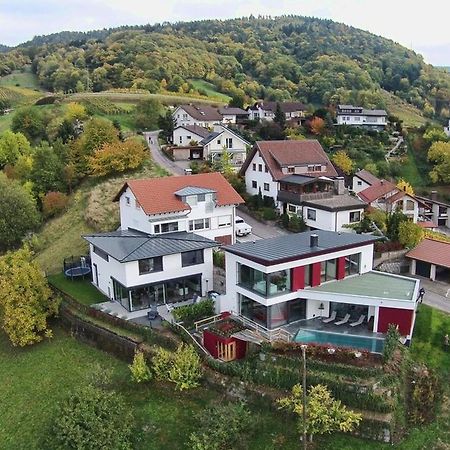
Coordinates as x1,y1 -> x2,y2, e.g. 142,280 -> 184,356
203,330 -> 247,360
337,256 -> 346,280
377,307 -> 414,336
311,262 -> 321,287
291,266 -> 305,290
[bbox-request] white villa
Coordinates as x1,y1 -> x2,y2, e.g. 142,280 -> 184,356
336,105 -> 388,129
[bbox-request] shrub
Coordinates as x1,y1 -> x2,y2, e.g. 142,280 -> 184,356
51,384 -> 134,450
288,214 -> 306,232
152,347 -> 173,381
213,250 -> 225,269
374,241 -> 404,253
189,402 -> 252,450
168,343 -> 203,391
172,299 -> 215,328
42,191 -> 69,218
261,207 -> 277,220
129,350 -> 152,383
281,212 -> 290,228
383,324 -> 401,364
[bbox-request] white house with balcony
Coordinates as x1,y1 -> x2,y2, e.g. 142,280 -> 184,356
336,105 -> 388,129
221,231 -> 420,349
247,101 -> 306,122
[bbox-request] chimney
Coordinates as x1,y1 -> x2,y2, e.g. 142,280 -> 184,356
334,177 -> 345,195
310,233 -> 319,248
431,190 -> 437,201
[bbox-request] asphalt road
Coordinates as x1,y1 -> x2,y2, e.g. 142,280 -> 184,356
416,277 -> 450,314
143,131 -> 184,176
236,209 -> 289,242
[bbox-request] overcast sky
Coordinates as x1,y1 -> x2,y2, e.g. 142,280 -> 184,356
1,0 -> 449,65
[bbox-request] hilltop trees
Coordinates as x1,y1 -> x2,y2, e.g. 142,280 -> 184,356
428,141 -> 450,183
0,130 -> 31,167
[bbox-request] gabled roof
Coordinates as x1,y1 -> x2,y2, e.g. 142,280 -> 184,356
406,238 -> 450,269
176,104 -> 222,121
175,124 -> 210,139
354,169 -> 380,186
114,172 -> 244,215
218,106 -> 248,115
200,126 -> 250,146
415,195 -> 450,208
358,180 -> 398,203
250,101 -> 307,113
224,230 -> 378,266
240,140 -> 338,180
84,230 -> 218,263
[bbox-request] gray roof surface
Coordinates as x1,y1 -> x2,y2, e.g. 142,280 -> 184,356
302,193 -> 367,211
224,230 -> 378,264
174,186 -> 216,197
84,231 -> 218,262
200,131 -> 221,145
181,124 -> 210,138
280,175 -> 324,186
218,107 -> 248,115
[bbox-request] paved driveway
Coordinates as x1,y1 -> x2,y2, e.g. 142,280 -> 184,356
415,276 -> 450,314
236,210 -> 289,242
143,131 -> 184,176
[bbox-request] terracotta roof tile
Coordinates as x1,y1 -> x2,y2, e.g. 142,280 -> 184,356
358,180 -> 398,203
114,172 -> 244,215
406,239 -> 450,269
240,140 -> 338,180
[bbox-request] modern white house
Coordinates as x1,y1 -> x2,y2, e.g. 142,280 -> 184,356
247,101 -> 307,121
221,231 -> 420,348
336,105 -> 388,129
172,124 -> 210,146
240,140 -> 365,231
357,179 -> 420,223
172,104 -> 223,128
113,172 -> 244,246
218,106 -> 249,124
85,229 -> 217,313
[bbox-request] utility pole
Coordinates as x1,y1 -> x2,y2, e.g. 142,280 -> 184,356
301,344 -> 307,450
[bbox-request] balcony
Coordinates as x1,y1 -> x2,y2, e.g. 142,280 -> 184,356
277,190 -> 333,205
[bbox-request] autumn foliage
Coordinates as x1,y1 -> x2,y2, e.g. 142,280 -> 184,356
88,138 -> 148,177
309,116 -> 326,135
42,191 -> 69,218
332,150 -> 354,175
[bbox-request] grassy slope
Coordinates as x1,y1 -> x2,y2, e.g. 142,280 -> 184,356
188,79 -> 232,102
0,328 -> 300,450
0,69 -> 42,90
380,90 -> 429,128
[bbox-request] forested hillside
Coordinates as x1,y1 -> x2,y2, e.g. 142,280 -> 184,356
0,16 -> 449,118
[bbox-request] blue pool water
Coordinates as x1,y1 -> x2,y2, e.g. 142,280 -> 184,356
294,329 -> 385,353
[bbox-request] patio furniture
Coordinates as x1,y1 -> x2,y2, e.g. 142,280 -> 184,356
322,311 -> 337,323
334,314 -> 351,326
350,315 -> 366,327
147,304 -> 159,321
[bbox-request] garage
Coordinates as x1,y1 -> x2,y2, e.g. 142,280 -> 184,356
406,238 -> 450,282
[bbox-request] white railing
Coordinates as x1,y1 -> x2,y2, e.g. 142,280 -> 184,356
176,322 -> 209,356
194,313 -> 223,331
234,314 -> 293,343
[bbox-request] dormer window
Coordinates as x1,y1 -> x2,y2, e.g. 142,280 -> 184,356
287,167 -> 295,173
197,194 -> 206,202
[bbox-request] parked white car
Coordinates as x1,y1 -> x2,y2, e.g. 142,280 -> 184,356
235,216 -> 252,236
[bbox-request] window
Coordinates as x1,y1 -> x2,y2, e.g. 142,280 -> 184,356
349,211 -> 361,223
321,259 -> 337,282
186,135 -> 191,140
179,136 -> 182,144
354,116 -> 360,121
345,253 -> 360,276
304,264 -> 311,287
264,183 -> 270,192
288,204 -> 297,213
182,249 -> 204,267
314,165 -> 322,172
307,209 -> 316,221
188,218 -> 210,231
265,165 -> 268,173
252,163 -> 256,171
138,257 -> 163,275
226,138 -> 233,148
405,200 -> 415,211
238,264 -> 291,297
288,166 -> 295,173
154,221 -> 179,234
218,215 -> 232,227
307,165 -> 314,172
252,180 -> 257,189
217,139 -> 221,145
125,196 -> 130,205
93,246 -> 109,262
197,194 -> 206,202
357,180 -> 362,186
258,164 -> 263,172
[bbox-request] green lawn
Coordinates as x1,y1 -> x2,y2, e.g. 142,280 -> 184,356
188,79 -> 232,102
0,112 -> 13,133
0,69 -> 42,90
47,272 -> 106,305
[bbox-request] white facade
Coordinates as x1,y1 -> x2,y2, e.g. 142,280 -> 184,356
336,114 -> 387,127
119,186 -> 237,244
352,175 -> 372,194
90,244 -> 213,305
173,106 -> 219,128
173,126 -> 206,146
369,195 -> 419,223
203,127 -> 248,167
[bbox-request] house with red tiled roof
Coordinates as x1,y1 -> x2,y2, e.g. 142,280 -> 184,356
83,173 -> 244,315
357,179 -> 420,222
406,238 -> 450,281
173,104 -> 223,128
240,140 -> 366,232
352,169 -> 380,194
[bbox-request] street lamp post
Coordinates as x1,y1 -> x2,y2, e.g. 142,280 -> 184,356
300,344 -> 307,450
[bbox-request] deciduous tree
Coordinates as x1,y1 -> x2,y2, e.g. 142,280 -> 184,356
396,178 -> 414,195
428,141 -> 450,183
332,150 -> 354,175
134,98 -> 162,130
0,247 -> 58,346
309,116 -> 326,135
0,130 -> 31,167
398,221 -> 423,248
11,107 -> 48,143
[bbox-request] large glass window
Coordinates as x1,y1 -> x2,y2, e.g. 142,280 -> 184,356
269,302 -> 288,328
267,270 -> 291,295
240,295 -> 267,327
289,298 -> 307,322
188,218 -> 210,231
112,278 -> 129,310
154,221 -> 179,234
138,257 -> 163,275
345,253 -> 361,276
307,209 -> 316,221
93,246 -> 109,261
321,259 -> 337,283
182,250 -> 204,267
304,264 -> 311,287
239,264 -> 290,296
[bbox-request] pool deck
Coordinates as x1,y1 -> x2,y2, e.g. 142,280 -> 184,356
282,317 -> 385,340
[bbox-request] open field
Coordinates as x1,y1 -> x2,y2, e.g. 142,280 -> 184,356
188,79 -> 232,102
0,69 -> 42,90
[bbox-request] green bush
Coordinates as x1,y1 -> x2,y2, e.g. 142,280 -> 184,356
172,299 -> 215,328
168,343 -> 203,391
152,347 -> 173,381
261,207 -> 277,220
383,324 -> 401,363
129,350 -> 151,383
213,250 -> 225,269
51,384 -> 134,450
189,402 -> 252,450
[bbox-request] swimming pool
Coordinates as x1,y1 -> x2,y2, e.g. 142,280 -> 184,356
294,329 -> 385,353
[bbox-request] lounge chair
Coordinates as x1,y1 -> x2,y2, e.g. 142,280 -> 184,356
322,311 -> 337,323
349,315 -> 365,327
334,314 -> 351,326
